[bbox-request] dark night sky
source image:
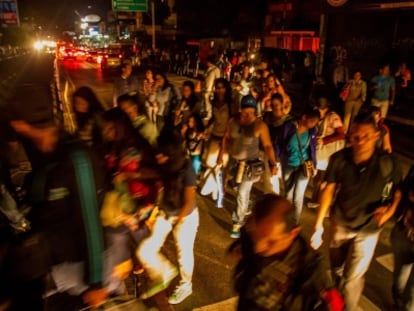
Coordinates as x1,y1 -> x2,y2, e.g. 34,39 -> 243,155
17,0 -> 269,33
18,0 -> 110,29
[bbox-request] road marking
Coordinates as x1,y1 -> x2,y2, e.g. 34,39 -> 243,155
376,253 -> 394,272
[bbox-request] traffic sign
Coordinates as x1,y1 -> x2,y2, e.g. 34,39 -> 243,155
112,0 -> 147,12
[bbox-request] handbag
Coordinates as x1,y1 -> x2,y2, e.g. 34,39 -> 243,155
302,160 -> 316,179
245,159 -> 265,182
295,131 -> 315,179
316,114 -> 345,170
339,83 -> 350,101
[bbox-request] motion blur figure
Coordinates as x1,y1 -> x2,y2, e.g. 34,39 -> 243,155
229,194 -> 344,311
311,112 -> 402,311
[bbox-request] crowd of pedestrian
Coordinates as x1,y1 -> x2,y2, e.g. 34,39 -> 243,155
0,52 -> 412,311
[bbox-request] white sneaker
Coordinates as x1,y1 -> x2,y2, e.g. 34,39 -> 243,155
307,202 -> 320,209
168,282 -> 192,305
139,268 -> 178,300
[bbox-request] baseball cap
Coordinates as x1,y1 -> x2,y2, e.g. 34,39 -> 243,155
240,95 -> 257,110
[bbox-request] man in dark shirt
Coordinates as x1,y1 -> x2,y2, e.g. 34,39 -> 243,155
112,61 -> 139,107
311,112 -> 402,311
230,194 -> 344,311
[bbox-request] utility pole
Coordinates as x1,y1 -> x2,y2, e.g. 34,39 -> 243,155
316,13 -> 328,82
151,0 -> 156,51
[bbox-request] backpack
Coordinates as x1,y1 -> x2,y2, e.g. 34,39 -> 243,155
6,144 -> 104,284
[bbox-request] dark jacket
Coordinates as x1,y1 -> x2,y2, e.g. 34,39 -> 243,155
234,228 -> 333,311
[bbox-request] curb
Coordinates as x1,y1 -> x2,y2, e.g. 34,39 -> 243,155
387,115 -> 414,127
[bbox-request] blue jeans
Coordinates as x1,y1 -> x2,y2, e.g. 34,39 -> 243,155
391,222 -> 414,311
329,224 -> 380,311
228,158 -> 254,226
283,166 -> 310,224
215,167 -> 225,207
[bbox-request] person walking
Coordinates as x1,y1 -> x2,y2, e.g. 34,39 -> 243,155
311,112 -> 403,311
229,194 -> 345,311
137,129 -> 199,305
217,95 -> 278,238
371,64 -> 396,120
203,55 -> 221,121
113,61 -> 139,107
342,71 -> 367,133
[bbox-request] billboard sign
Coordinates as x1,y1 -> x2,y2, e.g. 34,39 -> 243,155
0,0 -> 19,26
112,0 -> 147,12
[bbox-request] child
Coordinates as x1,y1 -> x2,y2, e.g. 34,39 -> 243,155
182,114 -> 205,175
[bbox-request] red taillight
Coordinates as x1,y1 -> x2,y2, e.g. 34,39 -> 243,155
119,54 -> 123,58
105,54 -> 109,58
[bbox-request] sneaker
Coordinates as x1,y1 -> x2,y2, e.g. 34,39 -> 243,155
230,224 -> 241,239
168,283 -> 192,305
139,268 -> 178,300
307,202 -> 320,209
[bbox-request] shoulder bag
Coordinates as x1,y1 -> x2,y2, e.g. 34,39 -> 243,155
295,131 -> 315,179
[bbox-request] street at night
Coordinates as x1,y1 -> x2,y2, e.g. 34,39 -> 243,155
1,0 -> 414,311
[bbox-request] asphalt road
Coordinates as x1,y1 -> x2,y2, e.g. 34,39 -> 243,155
5,55 -> 414,310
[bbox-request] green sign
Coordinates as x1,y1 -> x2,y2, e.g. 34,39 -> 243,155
112,0 -> 147,12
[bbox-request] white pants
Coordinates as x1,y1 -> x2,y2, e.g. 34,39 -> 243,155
261,152 -> 282,195
371,98 -> 390,119
137,209 -> 199,285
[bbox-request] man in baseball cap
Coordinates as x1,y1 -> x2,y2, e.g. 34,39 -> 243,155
217,95 -> 279,238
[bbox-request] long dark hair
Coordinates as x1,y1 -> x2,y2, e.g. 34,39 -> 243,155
72,86 -> 104,115
182,80 -> 198,111
187,113 -> 205,133
213,78 -> 232,107
102,107 -> 142,157
155,72 -> 172,91
72,86 -> 104,129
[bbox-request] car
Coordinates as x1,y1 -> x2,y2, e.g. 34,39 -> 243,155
63,48 -> 76,60
100,49 -> 123,71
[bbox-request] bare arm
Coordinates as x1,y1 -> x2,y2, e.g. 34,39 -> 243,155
390,86 -> 396,104
361,81 -> 367,102
310,182 -> 337,249
374,189 -> 402,227
315,183 -> 337,229
176,186 -> 196,224
258,121 -> 278,174
217,119 -> 232,165
382,131 -> 392,153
